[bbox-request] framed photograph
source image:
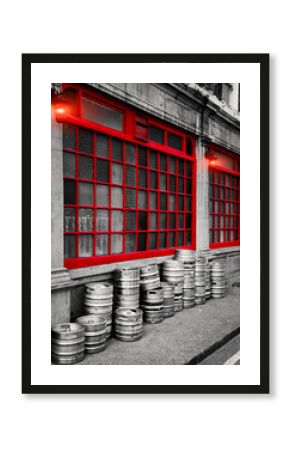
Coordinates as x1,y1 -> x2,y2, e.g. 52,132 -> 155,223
22,53 -> 269,394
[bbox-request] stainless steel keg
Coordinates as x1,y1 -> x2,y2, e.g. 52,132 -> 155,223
114,308 -> 143,342
51,323 -> 85,364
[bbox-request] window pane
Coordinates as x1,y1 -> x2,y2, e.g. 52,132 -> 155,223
112,210 -> 123,232
178,160 -> 184,175
112,163 -> 123,184
126,211 -> 136,231
96,184 -> 109,206
177,231 -> 184,246
112,139 -> 123,161
149,233 -> 157,250
168,232 -> 175,247
170,175 -> 176,192
160,193 -> 166,210
96,210 -> 109,232
125,234 -> 136,253
186,213 -> 191,228
112,187 -> 123,207
160,154 -> 167,171
111,234 -> 123,254
79,235 -> 93,257
79,208 -> 93,232
64,208 -> 76,232
63,152 -> 75,178
96,159 -> 109,182
185,231 -> 191,246
64,180 -> 76,204
126,166 -> 136,186
126,189 -> 136,208
82,97 -> 123,131
168,133 -> 182,150
138,233 -> 147,251
178,214 -> 184,228
138,190 -> 147,209
150,171 -> 157,189
138,212 -> 147,230
150,213 -> 157,229
160,213 -> 166,229
150,192 -> 157,209
96,235 -> 108,255
79,155 -> 93,180
169,213 -> 175,229
126,143 -> 136,164
159,232 -> 166,249
138,147 -> 147,166
178,196 -> 184,210
96,134 -> 109,158
160,174 -> 166,191
138,168 -> 147,188
79,128 -> 93,154
186,161 -> 192,177
63,124 -> 76,150
178,177 -> 184,193
169,195 -> 175,211
64,235 -> 76,259
149,126 -> 164,144
79,182 -> 93,205
150,151 -> 157,168
169,157 -> 176,173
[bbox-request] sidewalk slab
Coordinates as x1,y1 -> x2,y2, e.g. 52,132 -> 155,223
78,290 -> 240,365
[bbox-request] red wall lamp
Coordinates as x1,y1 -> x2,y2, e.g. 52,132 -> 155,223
51,85 -> 68,122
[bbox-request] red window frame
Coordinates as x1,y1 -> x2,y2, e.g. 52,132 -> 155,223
208,144 -> 240,249
60,84 -> 197,269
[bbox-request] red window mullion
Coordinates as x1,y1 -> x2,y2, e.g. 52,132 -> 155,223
108,137 -> 112,255
122,141 -> 126,254
75,128 -> 79,258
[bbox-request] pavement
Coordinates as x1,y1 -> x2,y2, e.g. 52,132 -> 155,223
78,285 -> 240,365
199,334 -> 240,365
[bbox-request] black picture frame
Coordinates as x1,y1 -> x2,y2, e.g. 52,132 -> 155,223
22,53 -> 269,394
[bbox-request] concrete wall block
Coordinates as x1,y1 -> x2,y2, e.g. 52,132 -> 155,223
51,288 -> 70,326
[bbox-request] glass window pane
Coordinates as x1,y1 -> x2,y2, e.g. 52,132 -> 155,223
159,232 -> 166,249
150,192 -> 157,209
79,235 -> 93,257
169,157 -> 176,173
63,124 -> 76,150
79,208 -> 93,231
148,126 -> 164,144
126,189 -> 136,208
79,182 -> 93,205
126,166 -> 136,186
138,190 -> 147,209
160,213 -> 166,229
209,200 -> 214,213
149,233 -> 157,250
186,179 -> 192,194
160,154 -> 167,171
169,213 -> 175,229
79,155 -> 93,180
126,143 -> 136,164
177,231 -> 184,246
186,231 -> 191,246
125,234 -> 136,253
168,232 -> 175,247
138,147 -> 147,166
178,196 -> 184,210
112,210 -> 123,232
186,161 -> 192,178
160,174 -> 166,191
138,168 -> 147,188
209,169 -> 214,182
112,139 -> 123,161
150,151 -> 157,168
138,233 -> 147,251
150,171 -> 157,189
178,160 -> 184,175
186,213 -> 191,228
96,184 -> 109,206
96,134 -> 109,158
160,193 -> 166,210
178,214 -> 184,228
64,235 -> 76,259
63,152 -> 75,178
178,177 -> 184,193
111,234 -> 123,254
79,128 -> 93,154
169,195 -> 176,211
96,235 -> 108,255
96,159 -> 109,182
112,187 -> 123,208
82,97 -> 123,131
138,212 -> 147,230
64,180 -> 76,204
168,133 -> 182,150
126,211 -> 136,231
170,175 -> 176,192
64,208 -> 76,232
150,213 -> 157,229
96,210 -> 109,232
112,163 -> 123,185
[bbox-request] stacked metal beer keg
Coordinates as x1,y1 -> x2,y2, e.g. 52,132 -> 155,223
195,253 -> 206,305
210,260 -> 226,299
201,250 -> 211,301
175,249 -> 196,309
83,282 -> 113,339
140,264 -> 163,323
160,282 -> 175,317
76,316 -> 106,354
162,260 -> 185,314
140,264 -> 160,291
113,268 -> 140,309
114,308 -> 143,342
51,323 -> 85,364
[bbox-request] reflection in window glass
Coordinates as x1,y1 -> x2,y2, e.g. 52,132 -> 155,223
96,184 -> 109,206
82,97 -> 123,131
79,235 -> 93,257
138,190 -> 147,209
111,234 -> 123,254
112,163 -> 123,185
79,182 -> 93,206
125,234 -> 136,253
96,210 -> 109,232
96,235 -> 108,255
112,187 -> 123,208
64,208 -> 76,232
112,211 -> 123,232
64,235 -> 76,259
79,209 -> 93,231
